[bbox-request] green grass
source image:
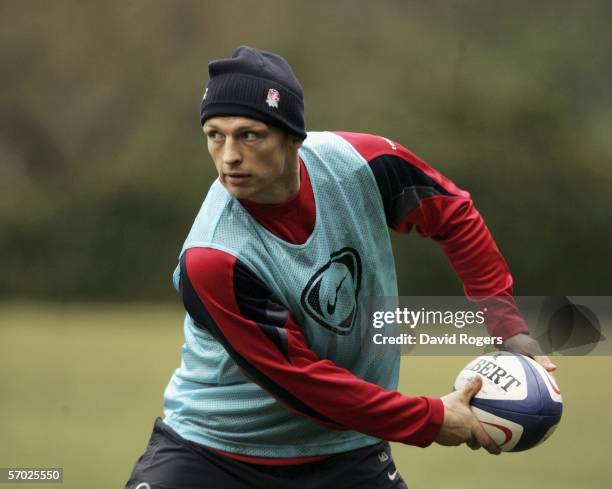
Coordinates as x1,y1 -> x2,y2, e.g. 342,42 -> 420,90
1,303 -> 611,488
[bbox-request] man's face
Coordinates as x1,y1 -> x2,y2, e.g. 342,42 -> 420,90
202,116 -> 302,204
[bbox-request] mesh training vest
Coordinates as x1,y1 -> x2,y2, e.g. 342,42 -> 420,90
163,131 -> 399,457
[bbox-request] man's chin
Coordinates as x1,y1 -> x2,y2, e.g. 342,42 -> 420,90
225,185 -> 255,201
220,178 -> 253,198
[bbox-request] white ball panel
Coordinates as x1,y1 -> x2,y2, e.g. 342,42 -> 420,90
471,406 -> 523,452
454,355 -> 528,401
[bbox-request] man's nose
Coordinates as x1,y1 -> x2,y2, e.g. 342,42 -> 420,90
222,138 -> 242,166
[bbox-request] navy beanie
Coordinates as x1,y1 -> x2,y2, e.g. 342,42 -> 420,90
200,46 -> 307,140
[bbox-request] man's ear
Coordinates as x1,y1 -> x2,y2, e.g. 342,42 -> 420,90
289,135 -> 304,151
283,132 -> 303,152
293,137 -> 304,150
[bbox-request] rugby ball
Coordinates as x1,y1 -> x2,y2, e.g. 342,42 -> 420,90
454,352 -> 562,452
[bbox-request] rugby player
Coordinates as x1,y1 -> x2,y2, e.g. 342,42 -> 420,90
125,46 -> 555,489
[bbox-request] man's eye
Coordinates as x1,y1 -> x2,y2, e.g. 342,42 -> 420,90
207,131 -> 223,140
243,131 -> 258,140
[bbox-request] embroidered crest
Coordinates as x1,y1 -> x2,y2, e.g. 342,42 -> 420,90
265,88 -> 280,108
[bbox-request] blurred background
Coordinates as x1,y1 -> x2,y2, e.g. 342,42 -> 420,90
1,1 -> 611,487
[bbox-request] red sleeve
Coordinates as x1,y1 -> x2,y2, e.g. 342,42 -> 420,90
336,131 -> 529,340
180,247 -> 444,447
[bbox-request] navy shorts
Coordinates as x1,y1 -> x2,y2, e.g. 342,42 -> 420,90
125,418 -> 409,489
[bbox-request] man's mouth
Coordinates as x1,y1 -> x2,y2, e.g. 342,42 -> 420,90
224,173 -> 251,185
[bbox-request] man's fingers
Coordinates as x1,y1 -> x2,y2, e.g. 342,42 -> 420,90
461,375 -> 483,401
472,422 -> 501,455
466,437 -> 481,450
534,355 -> 557,372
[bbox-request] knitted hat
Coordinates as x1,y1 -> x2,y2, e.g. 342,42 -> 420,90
200,46 -> 306,140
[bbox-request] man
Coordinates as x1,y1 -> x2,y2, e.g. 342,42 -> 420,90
125,46 -> 555,489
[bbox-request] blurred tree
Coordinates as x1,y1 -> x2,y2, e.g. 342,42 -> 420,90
1,0 -> 610,299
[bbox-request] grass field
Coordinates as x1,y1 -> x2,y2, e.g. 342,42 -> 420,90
1,303 -> 611,488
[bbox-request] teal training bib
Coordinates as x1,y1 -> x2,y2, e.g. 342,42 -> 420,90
163,131 -> 399,457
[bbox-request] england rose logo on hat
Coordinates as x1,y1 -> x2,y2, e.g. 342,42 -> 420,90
265,88 -> 280,108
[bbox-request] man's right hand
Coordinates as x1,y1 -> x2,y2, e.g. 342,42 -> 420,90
435,375 -> 501,455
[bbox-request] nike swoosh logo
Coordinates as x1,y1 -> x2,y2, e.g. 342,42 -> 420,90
480,420 -> 513,446
326,274 -> 347,315
387,470 -> 398,481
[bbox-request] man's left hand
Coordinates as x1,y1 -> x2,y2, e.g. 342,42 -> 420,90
501,333 -> 557,372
